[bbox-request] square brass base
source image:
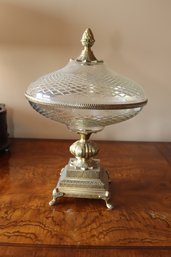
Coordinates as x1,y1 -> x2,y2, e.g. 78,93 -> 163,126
49,158 -> 113,209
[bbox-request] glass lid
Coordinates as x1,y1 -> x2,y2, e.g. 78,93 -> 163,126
25,28 -> 147,110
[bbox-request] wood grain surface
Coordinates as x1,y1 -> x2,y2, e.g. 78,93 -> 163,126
0,245 -> 170,257
0,139 -> 171,256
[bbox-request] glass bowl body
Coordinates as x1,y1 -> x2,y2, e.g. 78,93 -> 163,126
25,60 -> 147,133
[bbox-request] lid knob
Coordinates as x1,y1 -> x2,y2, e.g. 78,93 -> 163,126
76,28 -> 102,64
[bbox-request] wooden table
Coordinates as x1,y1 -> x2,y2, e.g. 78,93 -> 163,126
0,139 -> 171,256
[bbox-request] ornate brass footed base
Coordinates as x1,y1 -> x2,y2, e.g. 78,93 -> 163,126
49,158 -> 113,209
49,133 -> 113,209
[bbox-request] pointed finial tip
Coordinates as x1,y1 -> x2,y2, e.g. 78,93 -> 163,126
85,28 -> 92,33
81,28 -> 95,47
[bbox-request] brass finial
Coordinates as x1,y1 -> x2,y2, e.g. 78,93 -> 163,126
81,28 -> 95,48
76,28 -> 102,64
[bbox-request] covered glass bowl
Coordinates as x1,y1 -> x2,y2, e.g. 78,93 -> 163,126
25,28 -> 147,209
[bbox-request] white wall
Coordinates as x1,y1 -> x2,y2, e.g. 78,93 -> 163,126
0,0 -> 170,141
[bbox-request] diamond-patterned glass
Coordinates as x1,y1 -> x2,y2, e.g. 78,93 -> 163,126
26,60 -> 147,132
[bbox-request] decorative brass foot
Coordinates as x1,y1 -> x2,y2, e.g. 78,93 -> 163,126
101,189 -> 113,209
105,199 -> 113,209
49,188 -> 64,206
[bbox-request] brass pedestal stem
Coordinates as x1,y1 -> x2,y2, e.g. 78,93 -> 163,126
69,133 -> 99,170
